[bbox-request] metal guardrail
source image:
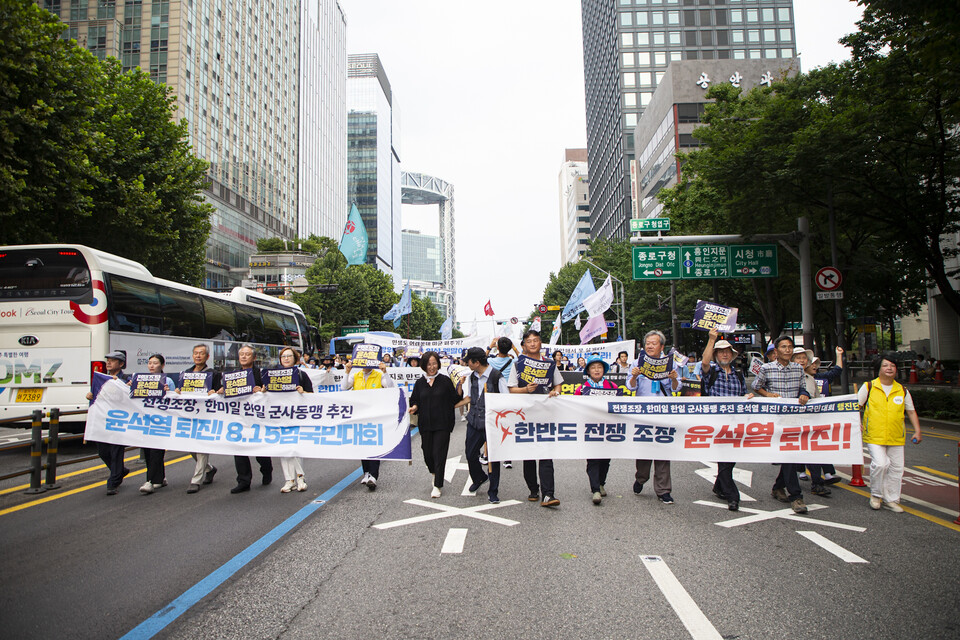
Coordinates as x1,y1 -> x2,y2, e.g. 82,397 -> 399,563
0,409 -> 87,426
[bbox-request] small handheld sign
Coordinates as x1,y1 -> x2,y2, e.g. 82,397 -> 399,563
263,367 -> 299,392
691,300 -> 738,332
223,369 -> 255,398
179,370 -> 213,393
130,373 -> 166,398
635,352 -> 674,380
352,343 -> 383,368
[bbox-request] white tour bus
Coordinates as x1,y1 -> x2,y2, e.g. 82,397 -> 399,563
0,245 -> 316,431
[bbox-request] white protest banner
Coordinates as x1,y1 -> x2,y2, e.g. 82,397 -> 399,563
86,379 -> 411,460
635,352 -> 674,380
301,366 -> 427,395
348,334 -> 490,354
550,340 -> 636,366
485,394 -> 862,464
691,300 -> 738,332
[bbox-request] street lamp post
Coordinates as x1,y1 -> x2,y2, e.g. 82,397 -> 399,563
579,259 -> 628,342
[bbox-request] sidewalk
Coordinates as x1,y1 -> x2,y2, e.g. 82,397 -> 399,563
918,416 -> 960,436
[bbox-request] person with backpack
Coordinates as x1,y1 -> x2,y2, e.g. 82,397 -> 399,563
462,347 -> 509,504
487,337 -> 518,468
701,328 -> 754,511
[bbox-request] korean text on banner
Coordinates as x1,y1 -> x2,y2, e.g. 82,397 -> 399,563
130,373 -> 166,399
691,300 -> 738,332
352,343 -> 383,368
223,370 -> 255,398
86,380 -> 411,460
263,367 -> 299,392
485,394 -> 863,464
180,371 -> 212,393
635,352 -> 674,380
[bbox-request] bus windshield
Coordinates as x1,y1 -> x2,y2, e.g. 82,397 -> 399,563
0,248 -> 92,302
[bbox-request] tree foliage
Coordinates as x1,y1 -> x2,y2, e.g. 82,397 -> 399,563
256,235 -> 328,255
0,1 -> 212,285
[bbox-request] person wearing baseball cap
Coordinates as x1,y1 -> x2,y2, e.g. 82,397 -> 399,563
85,351 -> 131,495
701,328 -> 753,511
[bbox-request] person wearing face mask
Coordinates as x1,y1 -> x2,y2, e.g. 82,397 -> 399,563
408,351 -> 462,498
135,354 -> 177,495
220,344 -> 272,494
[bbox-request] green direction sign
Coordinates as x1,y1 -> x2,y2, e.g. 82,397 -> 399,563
681,245 -> 730,278
729,244 -> 778,278
630,218 -> 671,232
633,246 -> 681,280
632,244 -> 778,280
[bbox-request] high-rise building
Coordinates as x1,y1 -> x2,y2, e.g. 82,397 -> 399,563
39,0 -> 347,289
558,149 -> 591,265
347,53 -> 402,290
299,0 -> 348,241
400,171 -> 456,319
580,0 -> 797,240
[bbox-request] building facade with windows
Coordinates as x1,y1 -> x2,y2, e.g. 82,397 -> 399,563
632,58 -> 797,221
401,230 -> 453,319
40,0 -> 347,291
347,53 -> 403,291
581,0 -> 797,240
558,148 -> 591,265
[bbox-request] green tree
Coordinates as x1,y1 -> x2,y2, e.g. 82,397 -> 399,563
256,234 -> 328,255
0,1 -> 212,285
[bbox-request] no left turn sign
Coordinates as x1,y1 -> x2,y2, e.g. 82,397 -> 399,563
816,267 -> 842,291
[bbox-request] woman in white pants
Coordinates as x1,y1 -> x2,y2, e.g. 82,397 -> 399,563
859,354 -> 922,512
275,347 -> 311,492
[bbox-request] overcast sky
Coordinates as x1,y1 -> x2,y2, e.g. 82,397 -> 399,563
339,0 -> 865,325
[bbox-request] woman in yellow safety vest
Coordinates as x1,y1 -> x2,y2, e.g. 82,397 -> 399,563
858,353 -> 922,513
341,355 -> 396,490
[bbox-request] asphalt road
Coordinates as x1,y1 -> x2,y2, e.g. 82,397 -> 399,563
0,421 -> 958,640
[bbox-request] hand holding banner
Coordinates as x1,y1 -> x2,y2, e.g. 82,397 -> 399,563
352,343 -> 383,368
223,369 -> 256,398
263,367 -> 299,392
635,352 -> 674,380
180,371 -> 212,393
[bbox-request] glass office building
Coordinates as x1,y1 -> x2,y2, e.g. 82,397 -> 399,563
40,0 -> 347,289
347,54 -> 403,291
581,0 -> 796,240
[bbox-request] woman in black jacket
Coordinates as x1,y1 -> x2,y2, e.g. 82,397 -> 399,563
409,351 -> 463,498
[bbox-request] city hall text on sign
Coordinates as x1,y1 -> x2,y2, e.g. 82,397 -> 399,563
633,244 -> 778,280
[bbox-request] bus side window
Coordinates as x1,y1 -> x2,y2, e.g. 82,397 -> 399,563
261,311 -> 287,346
158,286 -> 205,337
202,297 -> 237,341
108,275 -> 162,334
235,306 -> 263,344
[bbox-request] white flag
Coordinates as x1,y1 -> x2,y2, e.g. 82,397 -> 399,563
582,275 -> 614,318
530,316 -> 541,332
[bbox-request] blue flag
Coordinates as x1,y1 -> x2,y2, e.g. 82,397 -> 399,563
338,204 -> 368,265
440,317 -> 453,340
561,269 -> 596,323
384,282 -> 413,325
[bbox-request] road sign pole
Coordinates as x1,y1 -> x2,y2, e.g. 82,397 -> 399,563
670,281 -> 679,349
828,191 -> 849,394
799,216 -> 814,350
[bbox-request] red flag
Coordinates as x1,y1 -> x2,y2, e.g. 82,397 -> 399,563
483,300 -> 494,316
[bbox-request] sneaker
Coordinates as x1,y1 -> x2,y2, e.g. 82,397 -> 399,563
230,484 -> 250,494
657,493 -> 675,505
187,484 -> 200,494
869,496 -> 882,510
503,461 -> 513,469
541,495 -> 560,507
360,472 -> 371,486
592,491 -> 602,505
203,466 -> 217,485
160,479 -> 168,487
728,500 -> 739,512
882,501 -> 904,513
791,498 -> 808,514
528,490 -> 540,502
431,486 -> 441,499
599,485 -> 607,497
771,487 -> 789,503
811,485 -> 832,497
365,475 -> 377,491
469,477 -> 488,493
478,454 -> 488,465
488,494 -> 500,504
106,487 -> 118,496
281,479 -> 296,493
798,472 -> 809,481
824,474 -> 842,485
633,481 -> 644,495
296,475 -> 307,492
139,481 -> 155,495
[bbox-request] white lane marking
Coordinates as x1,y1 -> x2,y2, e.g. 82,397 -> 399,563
797,531 -> 868,563
834,472 -> 960,517
694,465 -> 756,502
443,455 -> 466,483
441,528 -> 468,554
694,500 -> 866,532
641,555 -> 723,640
373,499 -> 521,529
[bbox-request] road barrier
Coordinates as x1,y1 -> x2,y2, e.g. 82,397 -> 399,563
849,463 -> 867,487
955,443 -> 960,526
44,409 -> 61,490
26,411 -> 44,494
